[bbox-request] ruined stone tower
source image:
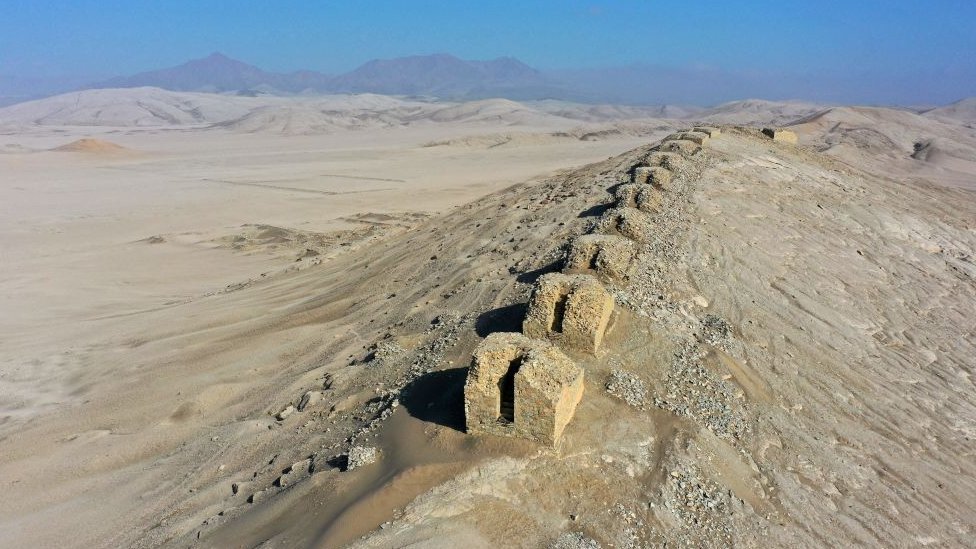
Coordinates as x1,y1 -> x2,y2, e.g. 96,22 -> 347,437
563,234 -> 638,282
463,332 -> 584,446
523,273 -> 615,353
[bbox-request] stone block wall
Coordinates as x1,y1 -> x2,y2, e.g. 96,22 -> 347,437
563,234 -> 637,281
523,273 -> 615,353
464,332 -> 584,445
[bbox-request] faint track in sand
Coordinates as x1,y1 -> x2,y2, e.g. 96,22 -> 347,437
202,178 -> 395,195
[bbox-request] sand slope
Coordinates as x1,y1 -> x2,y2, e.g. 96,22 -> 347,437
922,96 -> 976,125
694,99 -> 825,126
1,104 -> 975,547
790,105 -> 976,189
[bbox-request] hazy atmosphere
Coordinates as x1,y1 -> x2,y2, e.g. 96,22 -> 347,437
2,2 -> 975,549
2,1 -> 975,105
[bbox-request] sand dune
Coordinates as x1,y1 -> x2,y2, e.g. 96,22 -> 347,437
0,87 -> 259,127
693,98 -> 825,125
788,105 -> 976,189
1,87 -> 816,137
52,137 -> 132,154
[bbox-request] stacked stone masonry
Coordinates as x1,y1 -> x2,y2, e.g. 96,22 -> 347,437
597,206 -> 654,243
664,131 -> 710,146
632,165 -> 672,188
645,151 -> 684,170
463,128 -> 725,445
656,139 -> 701,156
614,183 -> 661,213
523,273 -> 615,353
463,332 -> 584,446
564,234 -> 638,282
762,128 -> 798,144
693,126 -> 721,138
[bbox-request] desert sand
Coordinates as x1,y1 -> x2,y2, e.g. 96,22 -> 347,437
1,89 -> 975,548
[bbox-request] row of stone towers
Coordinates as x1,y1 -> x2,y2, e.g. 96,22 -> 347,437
462,127 -> 722,446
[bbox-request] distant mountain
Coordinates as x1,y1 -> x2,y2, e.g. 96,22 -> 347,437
329,53 -> 560,99
88,52 -> 563,100
93,52 -> 332,93
20,53 -> 973,108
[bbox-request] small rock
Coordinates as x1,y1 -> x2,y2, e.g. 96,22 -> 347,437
346,446 -> 378,471
281,459 -> 311,488
276,405 -> 295,421
298,391 -> 324,411
231,481 -> 249,495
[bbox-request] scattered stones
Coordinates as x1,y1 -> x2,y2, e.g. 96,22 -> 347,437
606,369 -> 647,408
701,314 -> 732,346
762,128 -> 798,144
523,273 -> 615,353
464,332 -> 584,445
346,445 -> 378,470
659,462 -> 735,544
363,340 -> 405,366
551,532 -> 601,549
653,342 -> 749,439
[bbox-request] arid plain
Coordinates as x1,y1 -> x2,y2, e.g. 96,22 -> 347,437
1,89 -> 975,547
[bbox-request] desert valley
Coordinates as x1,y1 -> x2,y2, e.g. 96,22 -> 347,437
0,82 -> 974,548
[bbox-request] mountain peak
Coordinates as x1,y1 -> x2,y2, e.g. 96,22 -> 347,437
88,52 -> 553,100
187,52 -> 255,69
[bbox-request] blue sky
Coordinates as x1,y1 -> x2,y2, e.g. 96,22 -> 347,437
2,1 -> 974,104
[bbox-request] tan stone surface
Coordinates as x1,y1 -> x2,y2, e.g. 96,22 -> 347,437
632,166 -> 673,188
614,183 -> 662,213
463,332 -> 584,445
563,234 -> 637,281
665,131 -> 710,146
523,273 -> 614,352
693,126 -> 722,137
656,139 -> 702,156
645,151 -> 684,170
762,128 -> 798,144
596,206 -> 654,243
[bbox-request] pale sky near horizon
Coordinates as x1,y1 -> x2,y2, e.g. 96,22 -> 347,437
2,0 -> 974,104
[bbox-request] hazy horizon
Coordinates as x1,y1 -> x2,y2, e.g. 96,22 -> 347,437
2,1 -> 975,105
